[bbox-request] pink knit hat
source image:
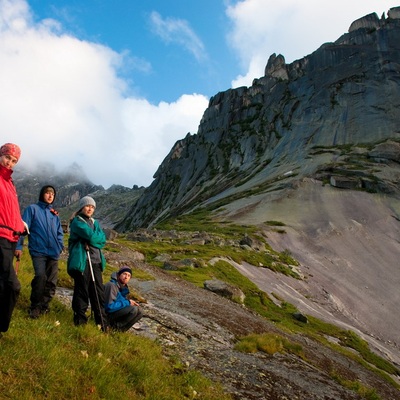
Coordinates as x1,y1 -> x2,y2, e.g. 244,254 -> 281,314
0,143 -> 21,160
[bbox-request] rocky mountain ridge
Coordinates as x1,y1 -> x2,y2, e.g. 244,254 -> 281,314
117,7 -> 400,230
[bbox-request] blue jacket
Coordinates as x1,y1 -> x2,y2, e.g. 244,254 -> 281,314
104,272 -> 130,313
67,214 -> 106,275
17,201 -> 64,259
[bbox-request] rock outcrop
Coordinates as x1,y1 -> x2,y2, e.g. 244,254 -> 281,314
118,7 -> 400,230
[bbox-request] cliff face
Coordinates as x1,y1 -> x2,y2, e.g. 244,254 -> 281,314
118,8 -> 400,230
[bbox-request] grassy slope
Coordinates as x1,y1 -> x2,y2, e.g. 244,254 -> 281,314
3,211 -> 399,399
0,252 -> 230,400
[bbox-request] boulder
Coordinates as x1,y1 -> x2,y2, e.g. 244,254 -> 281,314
204,279 -> 245,304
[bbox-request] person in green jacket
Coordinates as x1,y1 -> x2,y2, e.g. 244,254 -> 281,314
67,196 -> 108,331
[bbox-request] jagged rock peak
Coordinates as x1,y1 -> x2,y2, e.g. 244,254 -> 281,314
264,53 -> 288,80
388,6 -> 400,19
349,6 -> 400,32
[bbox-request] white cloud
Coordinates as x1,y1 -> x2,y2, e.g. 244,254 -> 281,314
119,93 -> 207,182
149,11 -> 207,62
0,0 -> 208,188
226,0 -> 400,88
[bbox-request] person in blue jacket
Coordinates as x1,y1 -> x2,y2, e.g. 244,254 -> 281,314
67,196 -> 108,331
17,185 -> 64,319
104,265 -> 143,331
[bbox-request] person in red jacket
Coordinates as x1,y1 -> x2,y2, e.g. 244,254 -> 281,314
0,143 -> 26,337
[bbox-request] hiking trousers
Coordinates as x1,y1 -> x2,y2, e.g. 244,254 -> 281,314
0,237 -> 20,333
108,305 -> 143,332
30,255 -> 59,312
71,261 -> 107,327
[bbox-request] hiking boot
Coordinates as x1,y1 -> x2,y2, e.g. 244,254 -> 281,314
29,308 -> 41,319
132,322 -> 144,330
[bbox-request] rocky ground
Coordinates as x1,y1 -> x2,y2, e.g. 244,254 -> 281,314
221,178 -> 400,368
79,244 -> 399,400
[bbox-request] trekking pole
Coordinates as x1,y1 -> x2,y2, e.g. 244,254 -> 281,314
85,245 -> 107,332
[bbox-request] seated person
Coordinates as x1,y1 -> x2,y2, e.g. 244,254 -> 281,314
104,266 -> 143,331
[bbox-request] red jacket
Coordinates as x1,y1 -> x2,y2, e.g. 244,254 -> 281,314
0,165 -> 24,242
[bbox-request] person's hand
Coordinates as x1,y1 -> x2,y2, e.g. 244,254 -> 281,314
130,299 -> 140,307
23,221 -> 30,235
14,250 -> 22,260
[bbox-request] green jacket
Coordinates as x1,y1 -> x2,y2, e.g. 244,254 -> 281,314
67,215 -> 106,276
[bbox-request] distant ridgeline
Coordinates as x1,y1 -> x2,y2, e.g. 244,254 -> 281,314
14,163 -> 144,230
116,7 -> 400,230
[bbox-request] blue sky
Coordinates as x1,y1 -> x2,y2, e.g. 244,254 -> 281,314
1,0 -> 399,188
28,0 -> 234,103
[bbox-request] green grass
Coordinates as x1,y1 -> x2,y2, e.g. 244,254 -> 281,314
338,330 -> 399,376
120,216 -> 299,279
265,220 -> 286,226
331,372 -> 380,400
0,252 -> 231,400
156,208 -> 257,236
234,332 -> 304,357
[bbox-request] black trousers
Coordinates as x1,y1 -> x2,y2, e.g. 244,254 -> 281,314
71,261 -> 107,328
0,237 -> 20,333
108,305 -> 143,332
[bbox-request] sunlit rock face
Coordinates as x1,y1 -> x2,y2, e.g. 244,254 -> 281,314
119,8 -> 400,229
